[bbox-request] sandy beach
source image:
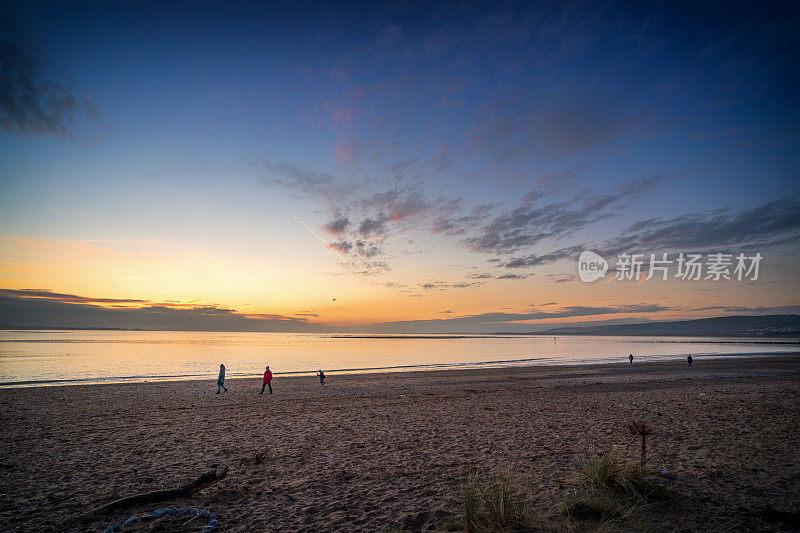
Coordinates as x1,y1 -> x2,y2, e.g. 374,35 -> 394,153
2,356 -> 799,532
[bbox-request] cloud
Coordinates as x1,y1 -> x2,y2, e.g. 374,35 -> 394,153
431,203 -> 495,237
521,166 -> 586,203
608,197 -> 800,253
255,159 -> 409,274
323,216 -> 351,236
420,281 -> 483,290
338,260 -> 391,276
501,245 -> 585,268
496,273 -> 529,279
329,241 -> 353,254
0,2 -> 103,138
358,216 -> 387,238
547,274 -> 576,283
361,188 -> 430,221
0,289 -> 312,331
468,273 -> 494,279
0,288 -> 146,305
253,159 -> 356,206
688,305 -> 800,314
331,107 -> 353,125
254,1 -> 796,283
367,303 -> 673,333
318,237 -> 382,262
469,90 -> 655,160
355,240 -> 382,257
464,175 -> 667,253
497,196 -> 800,270
255,154 -> 477,275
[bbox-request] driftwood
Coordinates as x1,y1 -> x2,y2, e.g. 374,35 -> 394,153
68,465 -> 228,523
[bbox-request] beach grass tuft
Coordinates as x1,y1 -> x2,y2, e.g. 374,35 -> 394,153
463,481 -> 480,532
459,470 -> 529,531
481,472 -> 527,528
580,451 -> 662,498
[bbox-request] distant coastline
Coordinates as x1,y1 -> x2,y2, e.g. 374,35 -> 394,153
2,314 -> 798,338
330,335 -> 799,343
0,324 -> 141,331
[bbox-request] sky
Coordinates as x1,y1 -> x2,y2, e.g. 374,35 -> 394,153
1,0 -> 799,332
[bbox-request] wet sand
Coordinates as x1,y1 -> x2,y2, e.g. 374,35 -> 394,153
2,356 -> 799,532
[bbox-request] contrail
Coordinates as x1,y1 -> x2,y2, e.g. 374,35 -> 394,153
401,257 -> 416,271
293,215 -> 350,264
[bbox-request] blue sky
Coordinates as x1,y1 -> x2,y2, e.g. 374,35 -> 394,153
1,0 -> 799,331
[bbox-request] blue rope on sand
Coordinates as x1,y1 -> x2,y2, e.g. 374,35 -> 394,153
103,507 -> 219,532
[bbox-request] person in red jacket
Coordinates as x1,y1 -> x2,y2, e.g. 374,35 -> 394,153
261,366 -> 273,394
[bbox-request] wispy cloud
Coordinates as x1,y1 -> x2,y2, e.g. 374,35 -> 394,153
547,274 -> 576,283
0,289 -> 311,331
253,159 -> 354,205
466,175 -> 668,254
323,216 -> 351,237
367,303 -> 673,333
468,91 -> 656,160
607,197 -> 800,253
0,288 -> 146,306
501,245 -> 585,269
420,280 -> 484,290
255,156 -> 478,275
0,2 -> 104,139
500,196 -> 800,269
496,273 -> 529,279
500,198 -> 800,268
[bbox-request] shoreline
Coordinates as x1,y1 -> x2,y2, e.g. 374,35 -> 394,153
3,350 -> 800,389
3,356 -> 799,531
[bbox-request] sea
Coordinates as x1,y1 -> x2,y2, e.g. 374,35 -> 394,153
1,330 -> 798,387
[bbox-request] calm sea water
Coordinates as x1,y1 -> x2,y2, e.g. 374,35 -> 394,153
0,330 -> 798,387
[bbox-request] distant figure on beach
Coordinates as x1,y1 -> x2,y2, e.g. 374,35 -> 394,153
216,363 -> 228,393
629,354 -> 634,365
317,369 -> 325,386
687,355 -> 693,366
261,366 -> 273,394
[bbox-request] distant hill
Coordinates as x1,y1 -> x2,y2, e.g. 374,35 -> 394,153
2,315 -> 799,338
0,323 -> 135,331
539,314 -> 800,338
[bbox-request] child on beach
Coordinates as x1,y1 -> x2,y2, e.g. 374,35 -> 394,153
261,366 -> 273,394
317,369 -> 325,386
216,363 -> 228,393
687,355 -> 693,366
629,354 -> 634,365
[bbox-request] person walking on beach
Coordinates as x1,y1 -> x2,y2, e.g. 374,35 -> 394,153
261,366 -> 273,394
687,354 -> 693,366
629,354 -> 634,365
317,369 -> 325,386
216,363 -> 228,393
